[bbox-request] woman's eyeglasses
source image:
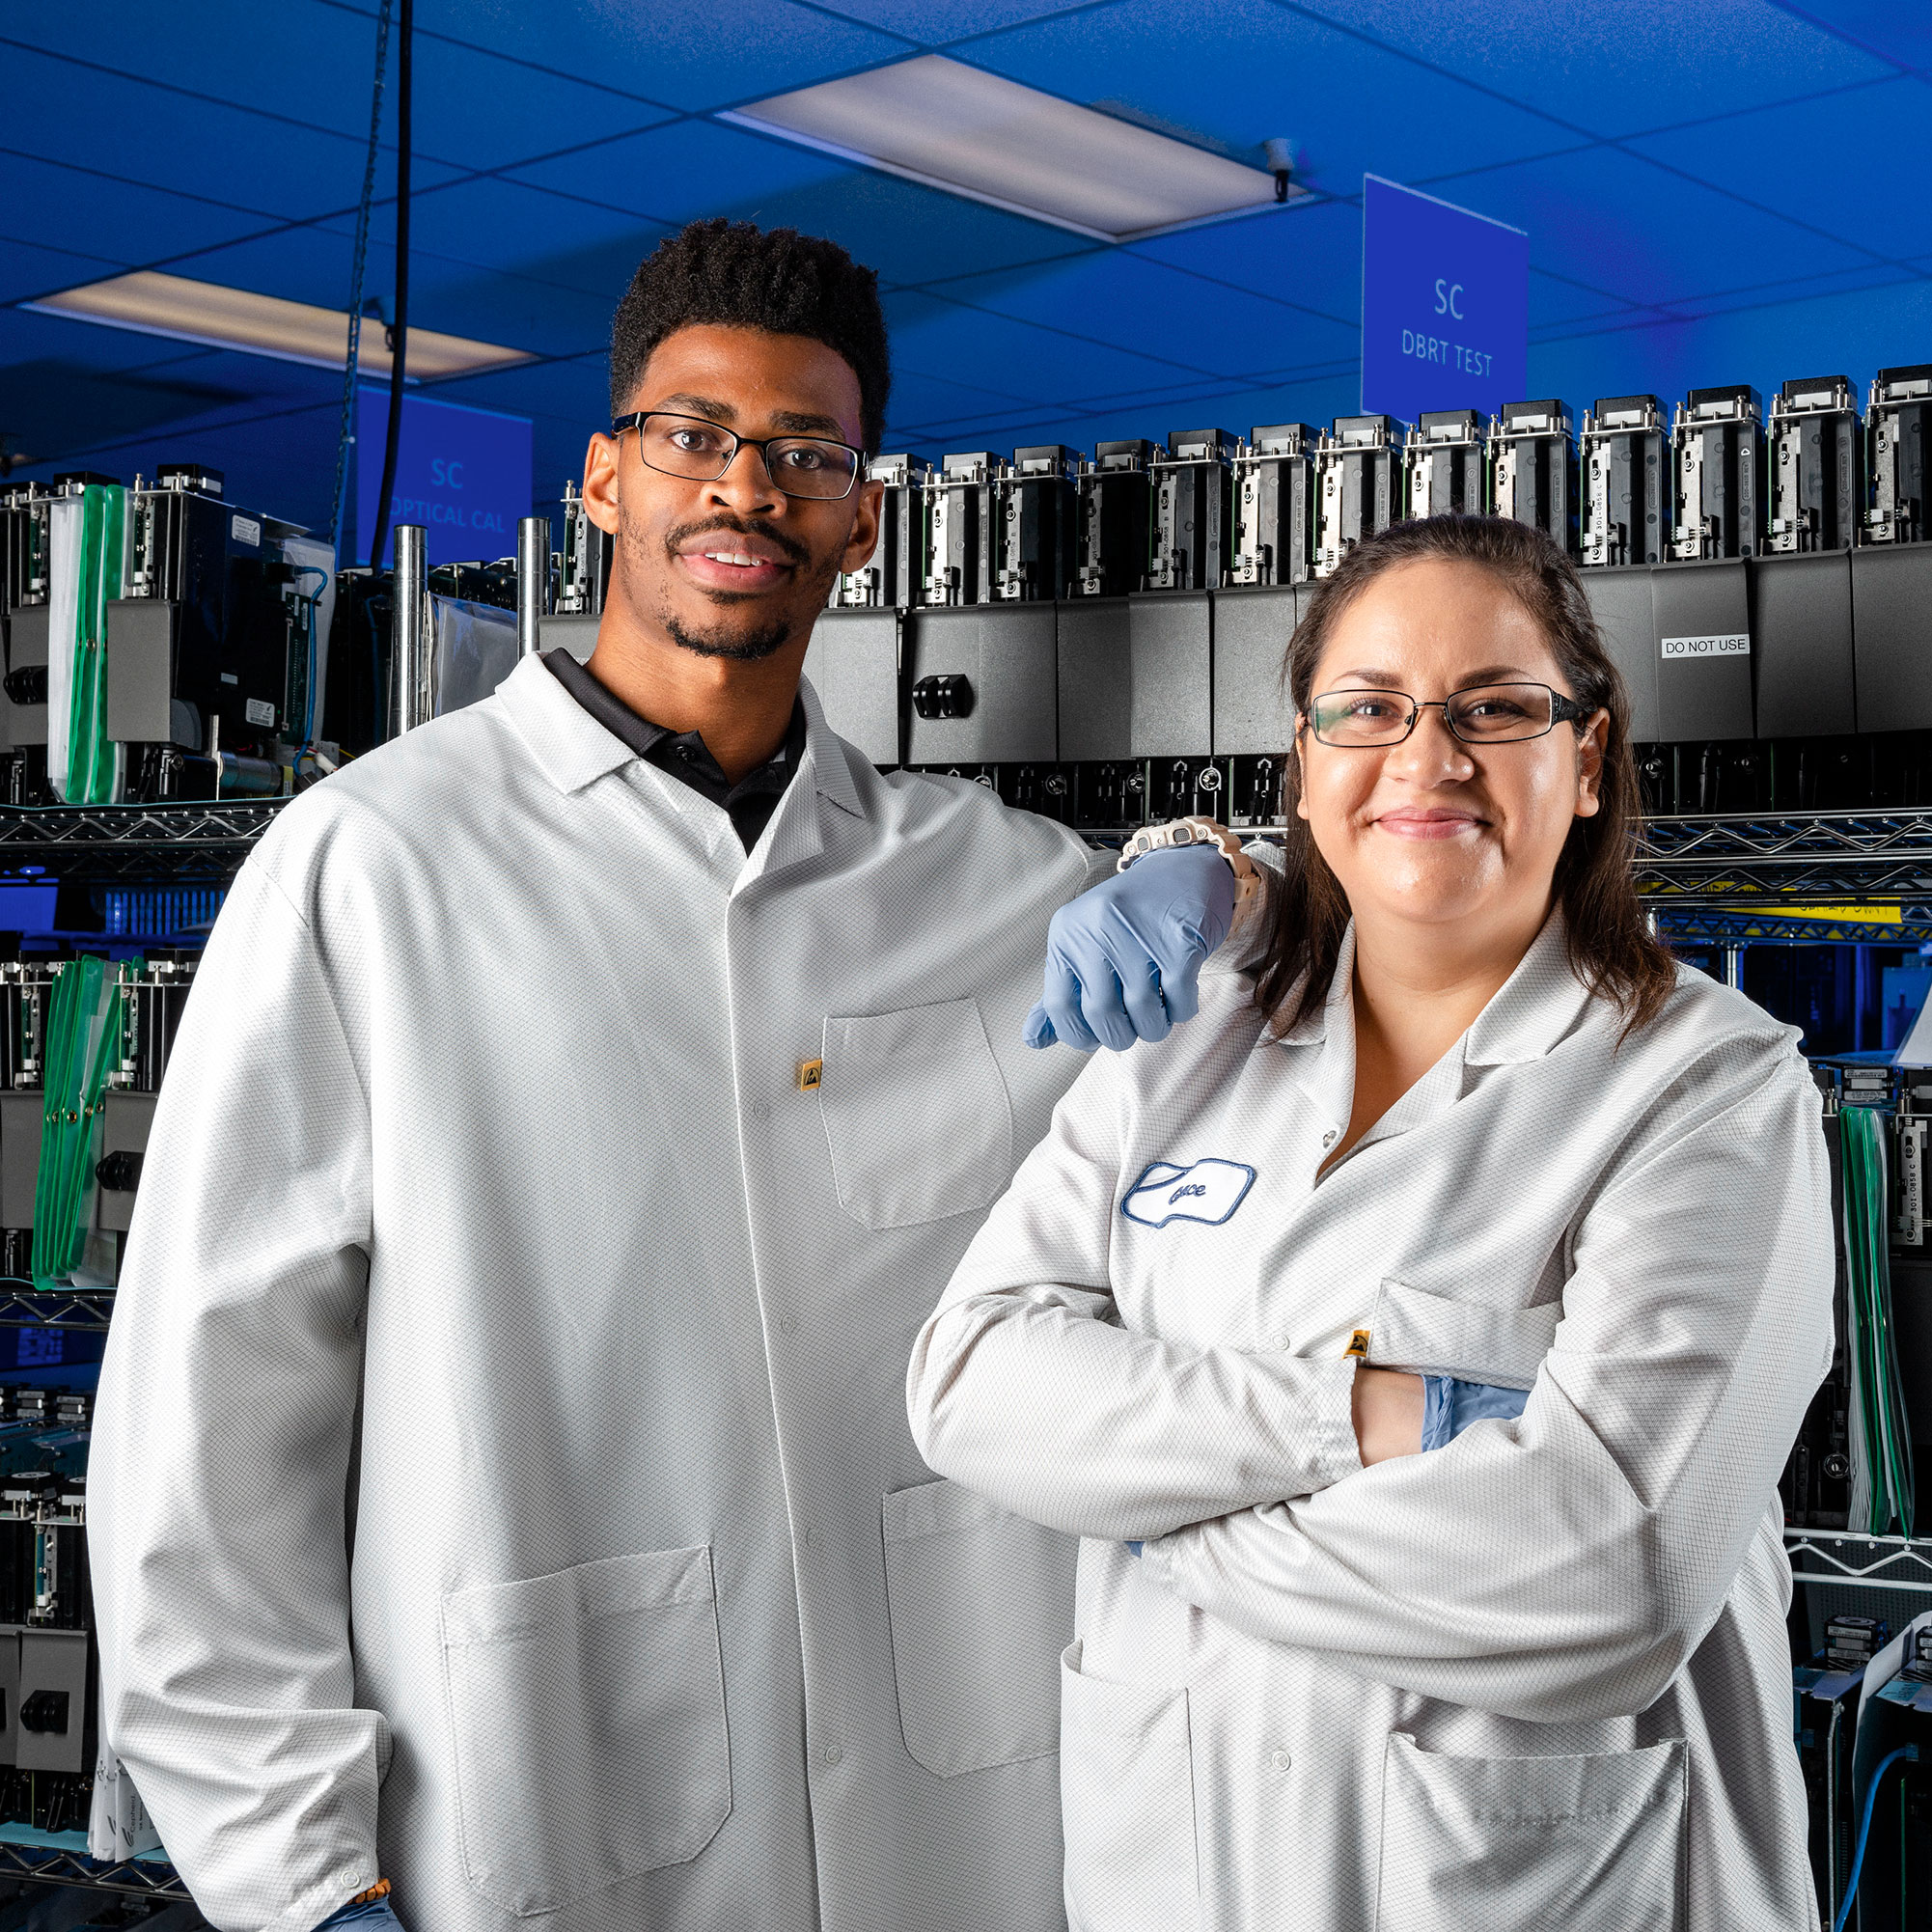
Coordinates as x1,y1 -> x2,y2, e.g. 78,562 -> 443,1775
1305,682 -> 1590,748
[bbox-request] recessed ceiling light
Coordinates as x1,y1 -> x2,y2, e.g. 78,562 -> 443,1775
722,56 -> 1297,244
21,271 -> 534,380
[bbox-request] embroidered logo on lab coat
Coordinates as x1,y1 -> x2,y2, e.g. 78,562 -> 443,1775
1120,1158 -> 1256,1228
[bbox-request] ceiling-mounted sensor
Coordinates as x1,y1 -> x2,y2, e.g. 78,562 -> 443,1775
1263,138 -> 1296,203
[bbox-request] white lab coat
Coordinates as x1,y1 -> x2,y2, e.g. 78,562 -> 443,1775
910,918 -> 1834,1932
89,655 -> 1114,1932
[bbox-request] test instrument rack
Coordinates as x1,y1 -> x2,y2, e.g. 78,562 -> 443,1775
0,796 -> 277,1903
0,490 -> 537,1895
786,365 -> 1932,844
0,468 -> 331,807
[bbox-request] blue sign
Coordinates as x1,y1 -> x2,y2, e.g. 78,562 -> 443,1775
354,388 -> 533,567
1361,175 -> 1528,423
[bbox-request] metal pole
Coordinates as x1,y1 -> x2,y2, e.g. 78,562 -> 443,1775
368,0 -> 413,570
1723,944 -> 1744,991
390,522 -> 431,738
517,515 -> 549,657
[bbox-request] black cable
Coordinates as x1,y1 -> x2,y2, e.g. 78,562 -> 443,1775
368,0 -> 412,570
326,0 -> 392,559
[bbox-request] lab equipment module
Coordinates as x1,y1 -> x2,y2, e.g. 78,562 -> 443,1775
1145,428 -> 1235,593
0,1380 -> 98,1835
1867,366 -> 1932,546
323,541 -> 521,753
1228,425 -> 1317,587
1404,410 -> 1487,519
925,453 -> 998,607
1488,399 -> 1577,549
831,455 -> 930,608
1769,376 -> 1863,554
1314,414 -> 1401,577
1582,395 -> 1670,566
1669,385 -> 1766,560
1074,440 -> 1153,598
0,467 -> 327,806
556,480 -> 611,615
993,447 -> 1078,602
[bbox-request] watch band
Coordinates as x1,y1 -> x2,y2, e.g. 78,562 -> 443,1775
1116,816 -> 1260,907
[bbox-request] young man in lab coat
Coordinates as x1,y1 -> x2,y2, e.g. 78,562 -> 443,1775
87,220 -> 1245,1932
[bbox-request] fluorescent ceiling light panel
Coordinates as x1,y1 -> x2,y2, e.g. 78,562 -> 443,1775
723,56 -> 1292,243
23,271 -> 534,380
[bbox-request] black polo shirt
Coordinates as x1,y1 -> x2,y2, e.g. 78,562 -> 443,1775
543,649 -> 807,854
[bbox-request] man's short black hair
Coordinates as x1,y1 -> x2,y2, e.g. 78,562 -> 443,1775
609,219 -> 891,455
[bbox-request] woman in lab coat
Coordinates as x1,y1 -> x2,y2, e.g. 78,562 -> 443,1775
908,513 -> 1833,1932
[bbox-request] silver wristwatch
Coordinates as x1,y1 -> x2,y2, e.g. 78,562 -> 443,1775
1116,816 -> 1260,908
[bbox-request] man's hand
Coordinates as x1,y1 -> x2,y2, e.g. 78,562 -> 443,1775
1024,845 -> 1236,1053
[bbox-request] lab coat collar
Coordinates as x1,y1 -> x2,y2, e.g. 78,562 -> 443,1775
1461,912 -> 1599,1066
1266,910 -> 1597,1068
497,652 -> 640,795
1269,925 -> 1358,1142
731,676 -> 868,889
795,675 -> 867,822
494,654 -> 869,826
1269,924 -> 1356,1051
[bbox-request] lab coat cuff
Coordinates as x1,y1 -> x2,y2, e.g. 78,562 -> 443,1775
275,1862 -> 385,1932
1138,1531 -> 1183,1591
1309,1357 -> 1366,1488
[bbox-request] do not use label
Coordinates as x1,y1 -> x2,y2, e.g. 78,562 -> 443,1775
1660,633 -> 1751,659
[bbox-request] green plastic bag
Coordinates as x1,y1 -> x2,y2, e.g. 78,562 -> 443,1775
45,483 -> 125,805
30,955 -> 126,1287
1840,1102 -> 1917,1535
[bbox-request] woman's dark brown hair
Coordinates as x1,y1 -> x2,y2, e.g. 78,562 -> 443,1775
1253,512 -> 1677,1038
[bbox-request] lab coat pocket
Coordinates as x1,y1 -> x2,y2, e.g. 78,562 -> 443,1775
441,1546 -> 731,1917
1376,1730 -> 1686,1932
1059,1642 -> 1200,1932
1369,1280 -> 1563,1392
821,1001 -> 1014,1229
883,1478 -> 1073,1776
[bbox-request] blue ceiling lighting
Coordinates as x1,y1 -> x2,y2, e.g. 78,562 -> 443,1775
2,0 -> 1928,544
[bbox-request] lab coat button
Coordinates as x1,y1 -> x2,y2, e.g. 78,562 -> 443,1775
1270,1749 -> 1292,1773
818,1742 -> 842,1767
752,1101 -> 772,1121
1320,1129 -> 1337,1147
778,1313 -> 800,1336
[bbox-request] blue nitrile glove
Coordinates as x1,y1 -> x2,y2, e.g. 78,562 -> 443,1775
1420,1375 -> 1532,1451
317,1898 -> 403,1932
1024,845 -> 1237,1053
1125,1541 -> 1144,1558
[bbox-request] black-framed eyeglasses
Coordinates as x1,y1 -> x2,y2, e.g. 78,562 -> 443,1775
1305,682 -> 1591,748
610,410 -> 864,501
